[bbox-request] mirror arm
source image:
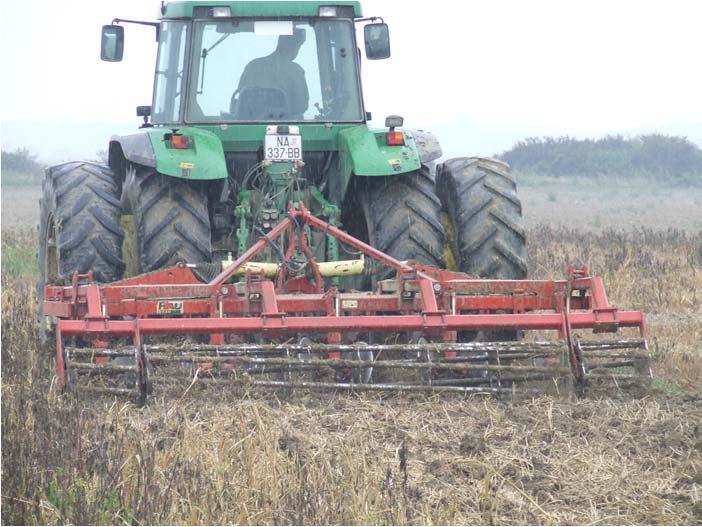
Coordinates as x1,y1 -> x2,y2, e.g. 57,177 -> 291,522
111,18 -> 160,40
354,16 -> 384,24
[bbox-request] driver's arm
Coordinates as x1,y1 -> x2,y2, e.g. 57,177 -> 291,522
290,64 -> 309,117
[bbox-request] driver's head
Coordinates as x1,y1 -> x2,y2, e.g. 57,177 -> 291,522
276,28 -> 306,60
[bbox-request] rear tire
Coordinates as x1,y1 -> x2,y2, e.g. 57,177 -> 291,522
342,167 -> 445,385
133,170 -> 212,273
437,157 -> 528,379
38,161 -> 125,339
436,157 -> 527,279
346,165 -> 445,280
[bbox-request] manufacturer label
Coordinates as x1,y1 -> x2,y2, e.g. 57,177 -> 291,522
341,299 -> 359,309
179,161 -> 194,178
388,158 -> 402,171
157,300 -> 184,314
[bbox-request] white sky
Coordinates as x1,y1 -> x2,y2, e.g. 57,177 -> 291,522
1,0 -> 702,158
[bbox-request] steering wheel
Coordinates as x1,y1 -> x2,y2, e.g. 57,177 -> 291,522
230,87 -> 291,120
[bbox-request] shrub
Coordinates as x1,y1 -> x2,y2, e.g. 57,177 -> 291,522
498,135 -> 702,184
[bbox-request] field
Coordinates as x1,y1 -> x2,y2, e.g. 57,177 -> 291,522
2,179 -> 701,525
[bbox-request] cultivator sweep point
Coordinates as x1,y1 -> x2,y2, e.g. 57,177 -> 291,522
44,203 -> 651,402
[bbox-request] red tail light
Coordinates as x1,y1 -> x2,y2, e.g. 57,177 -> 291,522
386,131 -> 404,146
171,135 -> 192,149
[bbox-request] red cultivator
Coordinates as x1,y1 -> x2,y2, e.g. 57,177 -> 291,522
44,203 -> 651,403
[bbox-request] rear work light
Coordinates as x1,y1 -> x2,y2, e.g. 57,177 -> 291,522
319,6 -> 337,17
319,5 -> 355,18
193,6 -> 232,18
170,134 -> 192,149
386,131 -> 404,146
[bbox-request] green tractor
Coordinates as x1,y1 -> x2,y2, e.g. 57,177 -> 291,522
39,1 -> 526,321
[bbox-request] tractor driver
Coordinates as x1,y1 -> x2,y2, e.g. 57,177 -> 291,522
236,28 -> 309,119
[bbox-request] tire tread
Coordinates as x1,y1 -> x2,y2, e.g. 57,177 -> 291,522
437,156 -> 527,279
134,170 -> 212,273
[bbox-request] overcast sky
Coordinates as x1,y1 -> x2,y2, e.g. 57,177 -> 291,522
2,0 -> 701,159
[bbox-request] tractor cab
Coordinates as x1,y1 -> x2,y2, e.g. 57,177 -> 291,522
102,2 -> 390,128
170,16 -> 363,124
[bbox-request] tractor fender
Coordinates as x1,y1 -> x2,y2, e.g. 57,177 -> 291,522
337,125 -> 422,199
109,127 -> 227,181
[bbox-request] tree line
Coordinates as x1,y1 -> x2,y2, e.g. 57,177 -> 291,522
498,134 -> 702,183
1,148 -> 46,185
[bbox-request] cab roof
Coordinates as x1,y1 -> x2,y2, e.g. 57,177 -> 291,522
160,1 -> 363,19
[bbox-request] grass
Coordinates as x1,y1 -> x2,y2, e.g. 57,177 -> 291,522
517,177 -> 702,232
651,377 -> 686,397
2,226 -> 701,525
514,170 -> 702,190
527,227 -> 702,313
1,169 -> 44,186
1,228 -> 37,275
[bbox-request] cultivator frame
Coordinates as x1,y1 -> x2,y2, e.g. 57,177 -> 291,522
44,203 -> 652,402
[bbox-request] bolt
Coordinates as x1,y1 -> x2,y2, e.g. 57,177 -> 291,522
221,287 -> 229,295
433,283 -> 441,292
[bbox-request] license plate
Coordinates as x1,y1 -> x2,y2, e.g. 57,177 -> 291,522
264,134 -> 303,161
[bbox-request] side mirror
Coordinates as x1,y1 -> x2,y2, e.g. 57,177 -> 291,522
364,23 -> 390,60
101,25 -> 124,62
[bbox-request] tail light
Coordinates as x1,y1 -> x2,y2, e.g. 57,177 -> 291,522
386,131 -> 404,146
170,134 -> 192,149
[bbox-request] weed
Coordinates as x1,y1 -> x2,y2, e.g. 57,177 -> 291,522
1,229 -> 37,275
652,377 -> 685,397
